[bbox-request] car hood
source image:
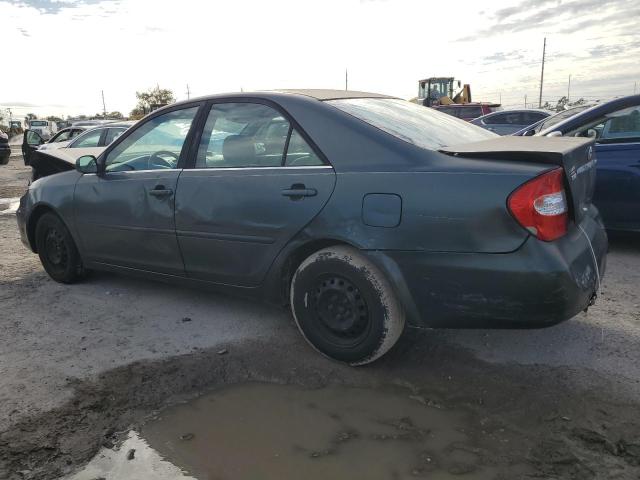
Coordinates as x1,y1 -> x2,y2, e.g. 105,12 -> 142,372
41,146 -> 106,165
38,141 -> 71,151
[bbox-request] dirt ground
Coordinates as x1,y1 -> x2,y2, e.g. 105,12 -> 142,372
1,155 -> 640,479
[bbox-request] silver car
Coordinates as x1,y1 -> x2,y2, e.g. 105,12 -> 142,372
471,109 -> 550,135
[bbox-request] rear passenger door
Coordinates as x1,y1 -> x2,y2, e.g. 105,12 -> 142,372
175,101 -> 336,286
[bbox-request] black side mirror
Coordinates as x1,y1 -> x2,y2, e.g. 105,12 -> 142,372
523,129 -> 536,137
76,155 -> 97,174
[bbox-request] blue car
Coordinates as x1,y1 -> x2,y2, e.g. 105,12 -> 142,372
532,95 -> 640,232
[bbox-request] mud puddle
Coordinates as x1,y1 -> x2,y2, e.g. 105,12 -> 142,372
69,383 -> 531,480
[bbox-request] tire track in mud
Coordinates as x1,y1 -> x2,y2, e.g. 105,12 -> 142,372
2,335 -> 640,480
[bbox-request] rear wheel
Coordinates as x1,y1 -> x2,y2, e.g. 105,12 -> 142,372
290,246 -> 405,365
35,212 -> 84,284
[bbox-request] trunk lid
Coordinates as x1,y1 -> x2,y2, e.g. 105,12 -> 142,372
440,136 -> 597,223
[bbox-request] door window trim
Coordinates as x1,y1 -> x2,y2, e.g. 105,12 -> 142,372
183,97 -> 331,170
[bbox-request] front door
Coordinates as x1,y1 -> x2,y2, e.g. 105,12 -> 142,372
592,108 -> 640,230
175,101 -> 336,286
22,129 -> 44,165
74,105 -> 200,275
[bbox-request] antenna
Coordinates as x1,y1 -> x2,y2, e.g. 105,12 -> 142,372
538,37 -> 546,108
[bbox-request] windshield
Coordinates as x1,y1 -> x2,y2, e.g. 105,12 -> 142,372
535,105 -> 591,133
327,98 -> 496,150
30,121 -> 47,126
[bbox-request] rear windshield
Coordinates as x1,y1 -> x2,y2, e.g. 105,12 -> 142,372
327,98 -> 496,150
30,121 -> 47,126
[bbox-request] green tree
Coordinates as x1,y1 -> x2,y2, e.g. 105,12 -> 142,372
46,115 -> 63,122
108,111 -> 124,119
132,86 -> 175,118
26,113 -> 37,121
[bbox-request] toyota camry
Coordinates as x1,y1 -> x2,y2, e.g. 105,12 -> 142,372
16,90 -> 607,365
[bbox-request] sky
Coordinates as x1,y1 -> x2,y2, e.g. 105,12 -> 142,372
1,0 -> 639,119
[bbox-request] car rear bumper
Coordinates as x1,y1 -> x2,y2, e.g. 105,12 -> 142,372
369,207 -> 607,329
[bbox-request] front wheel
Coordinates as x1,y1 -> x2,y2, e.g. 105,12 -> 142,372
290,246 -> 405,365
35,212 -> 85,284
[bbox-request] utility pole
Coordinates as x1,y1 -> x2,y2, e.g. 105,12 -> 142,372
345,69 -> 348,91
567,74 -> 571,101
538,37 -> 546,108
499,92 -> 502,104
186,84 -> 190,100
524,94 -> 527,108
101,90 -> 107,118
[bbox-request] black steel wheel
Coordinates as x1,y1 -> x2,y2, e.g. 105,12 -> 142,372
290,246 -> 405,365
35,212 -> 84,284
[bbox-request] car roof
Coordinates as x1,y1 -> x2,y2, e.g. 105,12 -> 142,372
173,89 -> 397,108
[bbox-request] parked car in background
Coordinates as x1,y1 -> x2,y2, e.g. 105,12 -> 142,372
38,126 -> 88,151
16,90 -> 606,365
27,120 -> 58,141
471,109 -> 550,135
0,130 -> 10,165
22,121 -> 135,179
535,95 -> 640,232
513,105 -> 593,136
432,103 -> 501,121
71,120 -> 115,127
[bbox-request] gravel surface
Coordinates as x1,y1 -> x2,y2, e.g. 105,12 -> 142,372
1,156 -> 639,479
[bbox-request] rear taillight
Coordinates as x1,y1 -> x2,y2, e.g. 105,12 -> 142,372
508,167 -> 568,242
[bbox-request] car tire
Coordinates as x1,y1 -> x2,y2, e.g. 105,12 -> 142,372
35,212 -> 85,284
290,246 -> 405,365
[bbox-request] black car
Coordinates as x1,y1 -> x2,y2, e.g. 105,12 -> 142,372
16,90 -> 607,365
0,130 -> 11,165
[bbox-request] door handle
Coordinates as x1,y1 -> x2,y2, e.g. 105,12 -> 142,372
148,186 -> 173,197
281,185 -> 317,198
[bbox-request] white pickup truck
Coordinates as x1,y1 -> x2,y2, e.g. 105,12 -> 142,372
27,120 -> 58,141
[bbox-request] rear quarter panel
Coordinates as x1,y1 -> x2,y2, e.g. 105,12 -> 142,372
307,157 -> 548,253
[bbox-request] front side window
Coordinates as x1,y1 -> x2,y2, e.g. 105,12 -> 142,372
70,129 -> 103,148
567,106 -> 640,142
195,103 -> 324,169
105,107 -> 198,172
600,109 -> 640,142
329,98 -> 495,150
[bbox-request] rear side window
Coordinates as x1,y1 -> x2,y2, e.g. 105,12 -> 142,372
523,112 -> 547,124
458,107 -> 483,119
486,112 -> 523,125
285,129 -> 323,166
328,98 -> 495,150
70,129 -> 102,148
196,102 -> 324,168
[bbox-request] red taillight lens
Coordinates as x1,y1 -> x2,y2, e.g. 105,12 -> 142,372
508,167 -> 568,242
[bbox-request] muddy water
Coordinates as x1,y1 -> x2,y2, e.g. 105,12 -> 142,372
141,383 -> 525,480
